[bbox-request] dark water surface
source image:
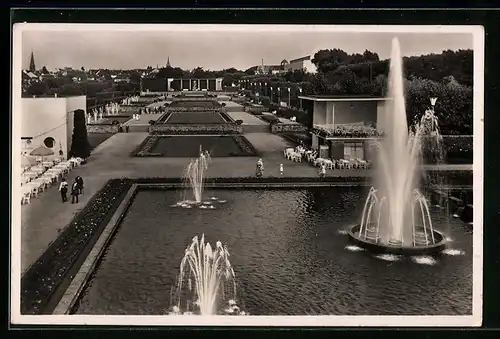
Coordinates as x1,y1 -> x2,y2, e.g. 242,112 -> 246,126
74,187 -> 473,315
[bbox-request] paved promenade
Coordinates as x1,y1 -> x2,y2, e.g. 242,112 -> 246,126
19,130 -> 472,273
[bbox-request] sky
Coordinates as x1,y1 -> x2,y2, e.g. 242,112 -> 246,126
21,26 -> 474,71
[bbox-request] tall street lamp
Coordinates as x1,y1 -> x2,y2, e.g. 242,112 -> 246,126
298,87 -> 303,110
287,87 -> 291,107
430,97 -> 438,112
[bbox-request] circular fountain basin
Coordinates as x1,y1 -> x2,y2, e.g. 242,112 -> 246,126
347,224 -> 447,256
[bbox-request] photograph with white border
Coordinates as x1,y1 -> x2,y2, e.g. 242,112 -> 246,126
11,23 -> 484,327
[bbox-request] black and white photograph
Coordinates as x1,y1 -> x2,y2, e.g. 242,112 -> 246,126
11,23 -> 483,327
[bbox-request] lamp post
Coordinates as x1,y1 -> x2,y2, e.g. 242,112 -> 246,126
298,87 -> 303,110
277,87 -> 281,105
270,86 -> 273,103
287,87 -> 291,107
264,82 -> 268,96
430,97 -> 438,112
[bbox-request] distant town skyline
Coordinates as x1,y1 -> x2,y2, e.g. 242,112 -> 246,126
21,26 -> 474,71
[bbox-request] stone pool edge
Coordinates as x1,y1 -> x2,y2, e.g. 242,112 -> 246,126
53,184 -> 139,314
53,178 -> 474,314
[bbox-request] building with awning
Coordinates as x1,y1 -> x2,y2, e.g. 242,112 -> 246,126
167,78 -> 223,92
298,95 -> 390,161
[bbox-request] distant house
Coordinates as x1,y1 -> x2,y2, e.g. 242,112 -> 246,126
246,64 -> 285,75
285,55 -> 317,73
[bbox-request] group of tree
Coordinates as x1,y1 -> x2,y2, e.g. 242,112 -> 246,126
303,48 -> 473,134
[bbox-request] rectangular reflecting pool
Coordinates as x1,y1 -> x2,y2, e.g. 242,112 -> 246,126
73,187 -> 472,315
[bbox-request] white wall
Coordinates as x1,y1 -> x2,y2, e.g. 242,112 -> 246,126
303,59 -> 317,73
21,96 -> 86,160
285,58 -> 317,74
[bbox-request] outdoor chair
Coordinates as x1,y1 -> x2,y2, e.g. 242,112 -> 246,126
21,192 -> 31,205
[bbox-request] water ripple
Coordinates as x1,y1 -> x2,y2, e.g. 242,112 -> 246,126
75,188 -> 473,316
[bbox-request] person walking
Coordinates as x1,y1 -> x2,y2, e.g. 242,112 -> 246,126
125,124 -> 130,133
59,178 -> 68,203
76,176 -> 84,195
319,163 -> 326,178
71,178 -> 80,204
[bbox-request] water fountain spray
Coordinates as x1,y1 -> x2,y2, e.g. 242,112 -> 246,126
170,234 -> 244,315
348,37 -> 446,255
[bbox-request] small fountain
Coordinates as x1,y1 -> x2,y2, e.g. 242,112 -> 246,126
184,146 -> 210,203
171,147 -> 227,209
347,37 -> 446,255
168,234 -> 245,315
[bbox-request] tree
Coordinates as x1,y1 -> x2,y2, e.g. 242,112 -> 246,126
58,83 -> 84,96
69,109 -> 91,159
26,81 -> 49,96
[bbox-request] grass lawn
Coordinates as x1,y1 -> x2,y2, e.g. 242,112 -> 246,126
142,135 -> 257,157
165,112 -> 228,124
168,100 -> 220,108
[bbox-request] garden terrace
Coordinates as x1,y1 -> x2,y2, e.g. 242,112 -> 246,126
149,123 -> 243,135
131,135 -> 257,157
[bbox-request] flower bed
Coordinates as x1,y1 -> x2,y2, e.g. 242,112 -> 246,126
130,136 -> 163,157
134,176 -> 370,184
260,115 -> 281,124
149,124 -> 243,135
233,135 -> 258,156
21,179 -> 134,314
86,124 -> 120,134
271,124 -> 309,133
165,107 -> 222,113
155,111 -> 173,123
220,111 -> 235,123
312,124 -> 383,138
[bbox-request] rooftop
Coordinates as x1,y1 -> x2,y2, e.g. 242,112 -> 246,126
289,55 -> 311,63
298,95 -> 389,102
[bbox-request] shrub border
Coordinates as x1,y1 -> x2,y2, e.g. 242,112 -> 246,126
20,179 -> 134,315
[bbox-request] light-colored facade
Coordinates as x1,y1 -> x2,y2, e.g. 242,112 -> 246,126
299,96 -> 388,161
21,95 -> 86,160
285,56 -> 317,73
167,78 -> 223,91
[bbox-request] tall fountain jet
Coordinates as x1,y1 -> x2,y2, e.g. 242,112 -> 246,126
182,146 -> 211,204
349,37 -> 446,254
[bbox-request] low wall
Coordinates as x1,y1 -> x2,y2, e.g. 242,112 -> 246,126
149,123 -> 243,135
271,124 -> 309,133
165,107 -> 221,113
86,124 -> 120,134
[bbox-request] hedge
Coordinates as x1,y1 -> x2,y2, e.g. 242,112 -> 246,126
21,179 -> 134,314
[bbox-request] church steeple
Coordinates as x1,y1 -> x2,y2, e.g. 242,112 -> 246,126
166,57 -> 171,68
29,51 -> 36,72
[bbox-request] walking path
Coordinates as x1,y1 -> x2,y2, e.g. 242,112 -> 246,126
20,128 -> 473,273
